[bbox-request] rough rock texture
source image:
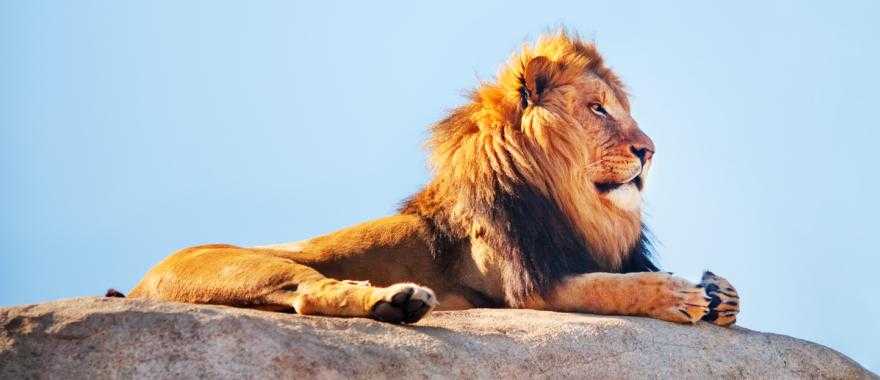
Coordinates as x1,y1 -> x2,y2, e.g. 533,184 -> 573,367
0,298 -> 874,379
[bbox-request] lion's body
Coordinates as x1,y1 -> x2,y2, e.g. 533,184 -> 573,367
128,31 -> 740,326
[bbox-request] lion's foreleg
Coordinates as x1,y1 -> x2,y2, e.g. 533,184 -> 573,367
536,271 -> 738,326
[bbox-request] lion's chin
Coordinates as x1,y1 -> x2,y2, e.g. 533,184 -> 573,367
600,182 -> 642,212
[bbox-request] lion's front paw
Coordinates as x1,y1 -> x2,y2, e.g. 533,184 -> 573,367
369,283 -> 438,324
699,271 -> 740,327
647,274 -> 713,324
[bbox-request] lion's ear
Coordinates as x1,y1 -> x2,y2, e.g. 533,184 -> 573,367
520,56 -> 563,108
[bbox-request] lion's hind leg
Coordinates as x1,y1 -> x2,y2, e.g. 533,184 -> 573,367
131,245 -> 437,324
281,279 -> 437,324
239,281 -> 438,323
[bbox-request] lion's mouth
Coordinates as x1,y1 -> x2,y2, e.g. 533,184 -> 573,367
594,176 -> 643,194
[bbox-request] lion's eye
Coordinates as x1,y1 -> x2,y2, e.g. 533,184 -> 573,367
589,103 -> 608,117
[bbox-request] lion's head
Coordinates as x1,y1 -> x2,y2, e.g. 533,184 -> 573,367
405,31 -> 657,304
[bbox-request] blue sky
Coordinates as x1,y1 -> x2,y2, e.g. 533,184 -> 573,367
2,0 -> 877,371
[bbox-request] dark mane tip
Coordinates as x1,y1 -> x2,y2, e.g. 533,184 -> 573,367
480,181 -> 604,305
620,225 -> 659,273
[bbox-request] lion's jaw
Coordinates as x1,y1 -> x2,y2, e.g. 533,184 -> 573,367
592,157 -> 651,212
601,177 -> 642,212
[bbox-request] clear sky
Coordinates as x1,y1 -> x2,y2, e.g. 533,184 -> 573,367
2,0 -> 877,371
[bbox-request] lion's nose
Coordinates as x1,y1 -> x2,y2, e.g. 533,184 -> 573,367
627,127 -> 655,165
625,125 -> 655,165
630,144 -> 654,165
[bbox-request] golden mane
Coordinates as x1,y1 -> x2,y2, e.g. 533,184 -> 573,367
402,31 -> 650,304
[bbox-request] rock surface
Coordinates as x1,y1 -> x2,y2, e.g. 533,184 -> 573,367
0,297 -> 874,379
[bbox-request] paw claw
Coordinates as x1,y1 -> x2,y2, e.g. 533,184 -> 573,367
703,309 -> 719,322
699,271 -> 740,327
708,295 -> 721,309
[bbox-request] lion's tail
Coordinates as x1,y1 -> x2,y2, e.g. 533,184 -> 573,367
105,288 -> 126,298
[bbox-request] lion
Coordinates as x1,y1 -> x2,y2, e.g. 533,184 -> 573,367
118,31 -> 740,326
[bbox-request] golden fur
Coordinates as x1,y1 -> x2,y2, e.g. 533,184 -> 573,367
125,31 -> 740,327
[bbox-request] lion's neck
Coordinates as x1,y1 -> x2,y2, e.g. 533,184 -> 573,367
553,187 -> 644,270
400,179 -> 648,305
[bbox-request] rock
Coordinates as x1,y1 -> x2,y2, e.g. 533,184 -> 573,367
0,297 -> 874,379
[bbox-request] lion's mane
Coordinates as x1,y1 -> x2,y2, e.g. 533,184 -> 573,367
401,31 -> 657,306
